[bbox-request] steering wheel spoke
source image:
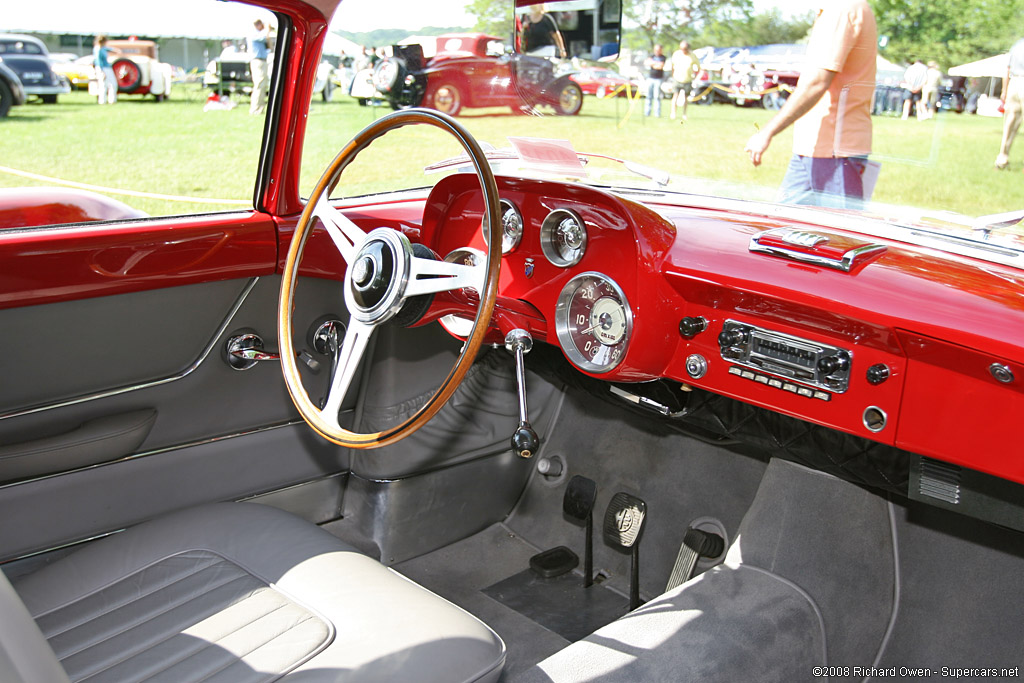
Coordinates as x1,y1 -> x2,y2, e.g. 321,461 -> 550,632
406,254 -> 486,297
318,318 -> 374,428
313,195 -> 367,264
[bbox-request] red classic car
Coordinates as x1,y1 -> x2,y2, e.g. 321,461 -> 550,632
1,0 -> 1024,681
569,67 -> 639,98
374,32 -> 583,116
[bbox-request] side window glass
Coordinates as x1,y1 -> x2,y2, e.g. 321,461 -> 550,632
1,1 -> 277,226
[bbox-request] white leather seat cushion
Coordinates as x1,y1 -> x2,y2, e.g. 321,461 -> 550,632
12,502 -> 505,683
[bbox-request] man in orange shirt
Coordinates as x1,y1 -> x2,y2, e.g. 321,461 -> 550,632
744,1 -> 877,208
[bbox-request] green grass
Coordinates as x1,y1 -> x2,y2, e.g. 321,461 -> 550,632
3,85 -> 1023,219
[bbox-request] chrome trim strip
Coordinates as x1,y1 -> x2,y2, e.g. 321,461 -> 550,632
0,529 -> 125,567
749,231 -> 887,272
0,418 -> 308,491
0,277 -> 260,422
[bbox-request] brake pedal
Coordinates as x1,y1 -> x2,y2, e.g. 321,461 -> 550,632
603,492 -> 647,610
665,527 -> 726,593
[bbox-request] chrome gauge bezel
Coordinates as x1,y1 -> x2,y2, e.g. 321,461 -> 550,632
540,208 -> 588,267
438,247 -> 485,338
482,199 -> 524,254
555,271 -> 633,374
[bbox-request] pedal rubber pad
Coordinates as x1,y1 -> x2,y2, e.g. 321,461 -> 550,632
563,475 -> 598,522
603,492 -> 647,549
530,546 -> 579,578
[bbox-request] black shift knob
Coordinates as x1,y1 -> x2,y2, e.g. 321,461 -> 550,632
512,422 -> 540,458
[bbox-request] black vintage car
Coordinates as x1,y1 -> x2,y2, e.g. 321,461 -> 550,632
0,34 -> 69,104
372,33 -> 583,116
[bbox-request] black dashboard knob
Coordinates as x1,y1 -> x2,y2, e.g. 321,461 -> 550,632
718,328 -> 745,348
679,316 -> 708,339
817,353 -> 849,376
867,363 -> 890,385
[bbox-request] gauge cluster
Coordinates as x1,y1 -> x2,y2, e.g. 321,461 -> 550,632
555,272 -> 632,373
481,202 -> 589,268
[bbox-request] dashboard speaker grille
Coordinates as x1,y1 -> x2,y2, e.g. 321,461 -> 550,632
918,457 -> 962,505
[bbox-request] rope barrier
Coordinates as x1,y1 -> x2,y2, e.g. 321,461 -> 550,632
0,165 -> 251,206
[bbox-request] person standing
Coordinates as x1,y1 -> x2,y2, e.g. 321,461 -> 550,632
995,37 -> 1024,170
644,44 -> 667,117
670,41 -> 701,121
521,5 -> 566,59
248,19 -> 270,116
921,60 -> 942,119
900,57 -> 927,120
92,35 -> 118,105
744,0 -> 877,209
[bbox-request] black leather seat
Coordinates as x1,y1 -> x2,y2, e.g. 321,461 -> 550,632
1,503 -> 505,683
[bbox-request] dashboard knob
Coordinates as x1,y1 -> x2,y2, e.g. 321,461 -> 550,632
817,353 -> 849,376
679,316 -> 708,339
718,328 -> 745,348
866,363 -> 890,385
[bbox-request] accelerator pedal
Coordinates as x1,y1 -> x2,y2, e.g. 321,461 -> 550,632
665,526 -> 726,593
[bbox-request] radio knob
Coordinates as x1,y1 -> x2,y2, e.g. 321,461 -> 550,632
718,328 -> 745,348
866,363 -> 890,385
817,353 -> 850,376
679,316 -> 708,339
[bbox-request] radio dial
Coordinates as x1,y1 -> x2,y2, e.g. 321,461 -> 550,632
817,353 -> 850,376
718,328 -> 746,348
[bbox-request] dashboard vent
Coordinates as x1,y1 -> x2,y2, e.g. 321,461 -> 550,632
918,457 -> 962,505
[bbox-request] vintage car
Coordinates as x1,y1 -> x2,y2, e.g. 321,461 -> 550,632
106,38 -> 174,101
49,53 -> 95,90
0,59 -> 27,117
205,51 -> 336,101
0,33 -> 69,104
2,0 -> 1024,681
373,33 -> 583,115
570,67 -> 639,98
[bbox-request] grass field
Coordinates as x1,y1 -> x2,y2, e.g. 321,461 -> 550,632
2,85 -> 1024,219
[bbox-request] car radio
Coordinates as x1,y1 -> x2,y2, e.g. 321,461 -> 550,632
718,320 -> 852,394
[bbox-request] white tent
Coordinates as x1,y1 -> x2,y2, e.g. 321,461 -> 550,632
324,33 -> 363,57
949,53 -> 1009,78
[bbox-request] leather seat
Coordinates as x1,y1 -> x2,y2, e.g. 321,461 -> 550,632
1,503 -> 505,683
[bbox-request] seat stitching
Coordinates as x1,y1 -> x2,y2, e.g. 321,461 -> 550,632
34,551 -> 223,623
82,601 -> 296,683
56,574 -> 258,665
188,614 -> 323,683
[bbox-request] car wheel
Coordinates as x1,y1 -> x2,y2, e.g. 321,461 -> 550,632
429,82 -> 462,116
555,82 -> 582,116
762,91 -> 788,110
40,94 -> 58,104
357,98 -> 367,106
596,85 -> 606,98
113,58 -> 142,92
0,78 -> 12,117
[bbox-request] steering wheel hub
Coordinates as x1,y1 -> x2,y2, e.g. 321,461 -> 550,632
345,228 -> 412,324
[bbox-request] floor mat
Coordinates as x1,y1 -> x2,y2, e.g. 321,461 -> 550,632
483,569 -> 629,642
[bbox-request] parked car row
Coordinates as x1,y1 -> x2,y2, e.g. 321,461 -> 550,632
0,34 -> 68,115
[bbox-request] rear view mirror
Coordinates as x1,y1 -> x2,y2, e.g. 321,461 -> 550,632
514,0 -> 622,61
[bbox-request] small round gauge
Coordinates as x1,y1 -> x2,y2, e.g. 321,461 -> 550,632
540,209 -> 587,267
482,199 -> 523,254
555,272 -> 632,373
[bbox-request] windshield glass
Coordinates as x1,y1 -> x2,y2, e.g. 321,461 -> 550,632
302,0 -> 1024,243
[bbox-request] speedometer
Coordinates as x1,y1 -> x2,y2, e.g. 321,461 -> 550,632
555,272 -> 632,374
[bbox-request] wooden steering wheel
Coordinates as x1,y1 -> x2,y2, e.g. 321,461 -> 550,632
278,109 -> 502,448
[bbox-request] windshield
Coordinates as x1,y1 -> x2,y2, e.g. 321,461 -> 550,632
303,0 -> 1024,243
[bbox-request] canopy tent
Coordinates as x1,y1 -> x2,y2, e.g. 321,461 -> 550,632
949,53 -> 1009,78
323,33 -> 363,57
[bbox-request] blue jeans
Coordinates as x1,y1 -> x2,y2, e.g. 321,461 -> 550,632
644,78 -> 663,117
778,155 -> 868,210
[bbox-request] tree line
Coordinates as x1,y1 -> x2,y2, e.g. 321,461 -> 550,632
466,0 -> 1024,68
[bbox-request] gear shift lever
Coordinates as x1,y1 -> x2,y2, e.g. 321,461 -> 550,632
505,329 -> 540,458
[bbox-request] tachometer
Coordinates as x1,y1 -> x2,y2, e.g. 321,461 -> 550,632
555,272 -> 632,373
